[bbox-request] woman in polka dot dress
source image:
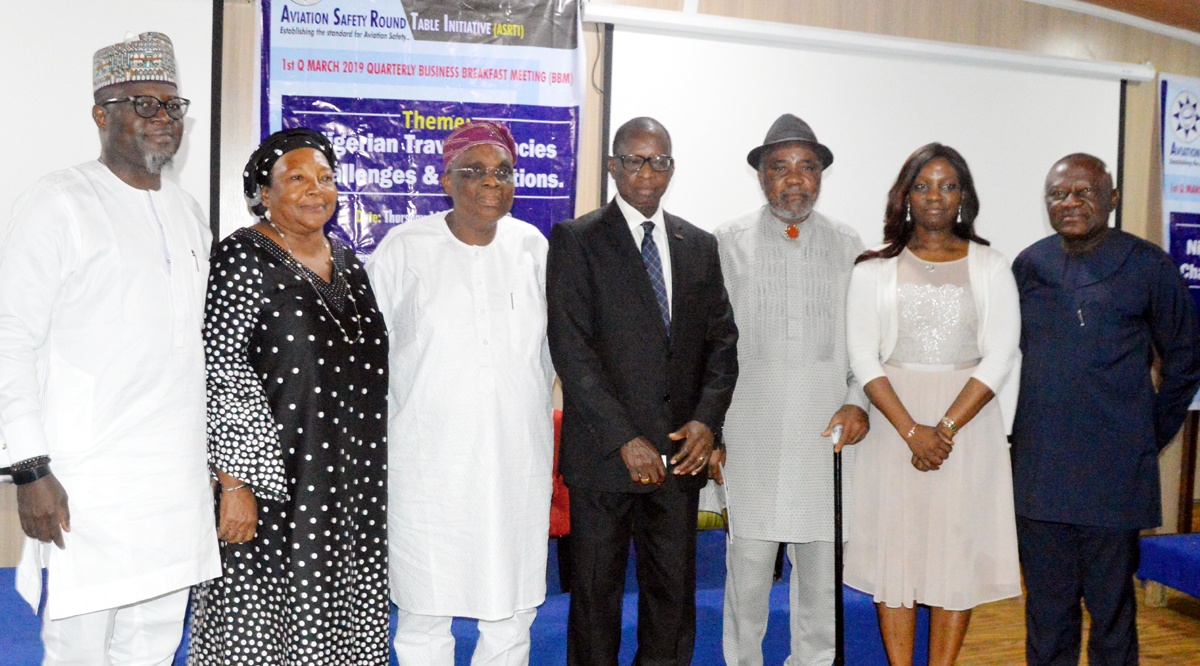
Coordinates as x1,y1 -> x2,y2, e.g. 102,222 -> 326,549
188,128 -> 390,665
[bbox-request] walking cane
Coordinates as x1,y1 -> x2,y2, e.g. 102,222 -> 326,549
831,424 -> 845,666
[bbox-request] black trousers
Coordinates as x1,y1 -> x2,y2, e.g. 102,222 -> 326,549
1016,516 -> 1140,666
566,477 -> 700,666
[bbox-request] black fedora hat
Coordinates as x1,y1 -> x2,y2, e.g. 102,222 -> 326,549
746,114 -> 834,170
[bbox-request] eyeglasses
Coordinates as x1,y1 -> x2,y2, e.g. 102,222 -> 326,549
99,95 -> 191,120
612,154 -> 674,173
1046,187 -> 1099,204
448,165 -> 514,183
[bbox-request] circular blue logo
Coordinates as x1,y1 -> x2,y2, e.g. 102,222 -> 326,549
1173,90 -> 1199,143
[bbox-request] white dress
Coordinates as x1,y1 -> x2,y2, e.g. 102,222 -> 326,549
367,211 -> 554,620
844,249 -> 1021,610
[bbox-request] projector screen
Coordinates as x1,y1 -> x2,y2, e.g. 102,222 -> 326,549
608,26 -> 1123,267
608,24 -> 1125,423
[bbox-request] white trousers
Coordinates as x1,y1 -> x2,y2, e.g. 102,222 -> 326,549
41,587 -> 190,666
393,608 -> 537,666
723,537 -> 836,666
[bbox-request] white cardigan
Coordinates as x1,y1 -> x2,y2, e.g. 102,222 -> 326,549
846,241 -> 1021,393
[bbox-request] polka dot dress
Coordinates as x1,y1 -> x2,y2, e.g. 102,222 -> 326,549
188,228 -> 390,665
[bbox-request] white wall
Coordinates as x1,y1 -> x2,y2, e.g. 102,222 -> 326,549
608,27 -> 1122,267
0,0 -> 214,222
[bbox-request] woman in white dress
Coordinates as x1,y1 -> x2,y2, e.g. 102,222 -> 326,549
843,143 -> 1021,665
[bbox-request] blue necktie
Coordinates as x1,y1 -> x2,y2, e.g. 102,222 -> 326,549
640,221 -> 671,332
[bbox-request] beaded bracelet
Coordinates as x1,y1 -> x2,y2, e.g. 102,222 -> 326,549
903,424 -> 918,439
11,455 -> 50,471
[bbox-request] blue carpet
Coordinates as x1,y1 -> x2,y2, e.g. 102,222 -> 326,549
1138,533 -> 1200,599
0,531 -> 920,664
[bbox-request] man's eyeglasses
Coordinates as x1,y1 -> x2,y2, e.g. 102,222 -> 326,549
99,95 -> 191,120
448,165 -> 515,183
1046,187 -> 1099,204
612,154 -> 674,173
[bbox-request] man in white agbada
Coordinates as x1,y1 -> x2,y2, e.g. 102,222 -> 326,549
0,32 -> 218,664
367,120 -> 554,665
713,114 -> 870,666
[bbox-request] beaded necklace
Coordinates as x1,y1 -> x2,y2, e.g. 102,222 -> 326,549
266,221 -> 363,345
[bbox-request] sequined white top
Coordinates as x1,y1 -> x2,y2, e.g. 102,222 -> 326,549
890,249 -> 981,366
847,241 -> 1021,394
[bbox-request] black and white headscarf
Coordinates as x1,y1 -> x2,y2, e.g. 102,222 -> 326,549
242,127 -> 338,219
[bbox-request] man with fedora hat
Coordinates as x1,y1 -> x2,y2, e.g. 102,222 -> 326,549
714,114 -> 869,666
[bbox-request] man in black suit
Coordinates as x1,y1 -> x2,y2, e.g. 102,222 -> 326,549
547,117 -> 739,665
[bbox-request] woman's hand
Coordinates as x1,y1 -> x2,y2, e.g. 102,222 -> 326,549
935,422 -> 957,446
905,424 -> 951,471
911,454 -> 936,472
218,487 -> 258,544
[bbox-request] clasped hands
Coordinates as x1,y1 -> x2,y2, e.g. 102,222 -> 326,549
906,422 -> 956,472
620,420 -> 717,486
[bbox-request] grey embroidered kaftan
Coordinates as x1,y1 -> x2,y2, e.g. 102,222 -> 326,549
715,207 -> 867,542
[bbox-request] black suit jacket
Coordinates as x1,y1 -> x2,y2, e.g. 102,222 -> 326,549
547,201 -> 738,494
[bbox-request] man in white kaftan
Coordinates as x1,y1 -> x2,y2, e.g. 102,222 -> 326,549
367,121 -> 554,666
0,32 -> 218,664
714,115 -> 869,666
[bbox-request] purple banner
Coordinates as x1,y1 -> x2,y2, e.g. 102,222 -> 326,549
282,95 -> 576,254
260,0 -> 585,253
1169,211 -> 1200,316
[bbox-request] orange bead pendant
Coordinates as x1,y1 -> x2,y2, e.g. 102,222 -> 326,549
785,224 -> 799,239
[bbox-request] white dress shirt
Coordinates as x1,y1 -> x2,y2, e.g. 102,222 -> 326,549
615,194 -> 673,311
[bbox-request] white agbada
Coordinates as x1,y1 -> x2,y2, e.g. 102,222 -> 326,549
0,161 -> 219,619
368,211 -> 554,620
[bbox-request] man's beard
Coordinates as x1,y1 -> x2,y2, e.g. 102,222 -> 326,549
137,132 -> 181,175
763,180 -> 817,223
144,151 -> 175,175
769,200 -> 813,223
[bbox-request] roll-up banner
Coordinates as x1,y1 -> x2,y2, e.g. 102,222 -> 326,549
259,0 -> 585,253
1161,73 -> 1200,408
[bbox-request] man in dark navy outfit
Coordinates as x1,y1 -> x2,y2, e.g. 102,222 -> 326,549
1012,153 -> 1200,666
